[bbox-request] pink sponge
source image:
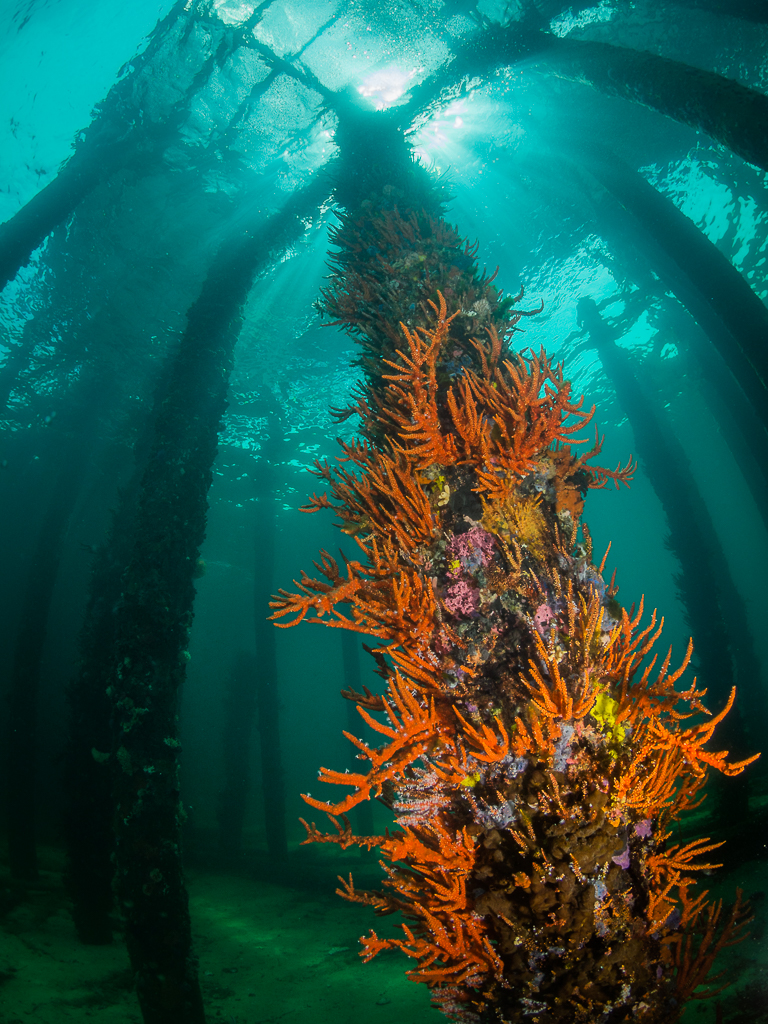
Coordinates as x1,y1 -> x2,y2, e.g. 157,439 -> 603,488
444,580 -> 480,617
448,525 -> 496,572
533,603 -> 555,635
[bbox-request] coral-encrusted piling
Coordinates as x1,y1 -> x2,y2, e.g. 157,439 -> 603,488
271,174 -> 758,1022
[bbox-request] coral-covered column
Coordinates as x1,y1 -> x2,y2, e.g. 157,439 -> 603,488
273,151 -> 757,1022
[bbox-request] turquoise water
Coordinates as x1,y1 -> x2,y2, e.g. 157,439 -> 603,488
1,3 -> 767,1023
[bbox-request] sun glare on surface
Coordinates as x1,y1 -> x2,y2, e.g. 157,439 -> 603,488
211,0 -> 256,26
412,97 -> 473,169
356,66 -> 419,110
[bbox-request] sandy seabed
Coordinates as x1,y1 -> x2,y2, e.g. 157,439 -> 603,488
0,842 -> 432,1024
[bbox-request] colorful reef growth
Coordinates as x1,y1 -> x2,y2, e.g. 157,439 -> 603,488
270,161 -> 759,1022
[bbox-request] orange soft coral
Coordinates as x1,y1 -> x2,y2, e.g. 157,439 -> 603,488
273,191 -> 757,1023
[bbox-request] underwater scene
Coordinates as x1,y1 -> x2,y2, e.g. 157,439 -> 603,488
1,1 -> 767,1023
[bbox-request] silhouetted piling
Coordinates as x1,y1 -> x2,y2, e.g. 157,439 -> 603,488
536,35 -> 768,173
579,298 -> 761,821
253,414 -> 288,865
5,381 -> 111,881
216,652 -> 258,861
576,146 -> 768,429
64,465 -> 147,944
0,0 -> 193,293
